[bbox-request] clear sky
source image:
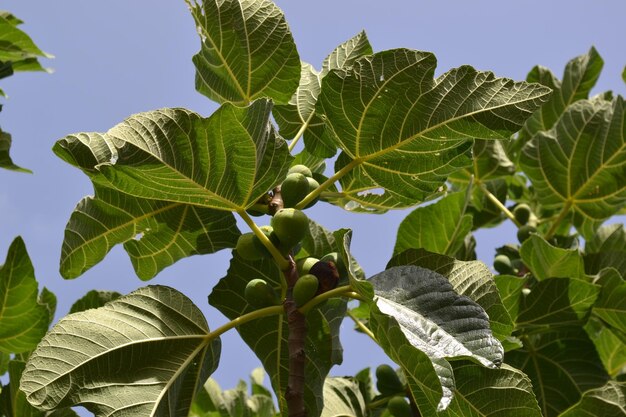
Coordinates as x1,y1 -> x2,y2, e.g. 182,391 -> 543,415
1,1 -> 625,415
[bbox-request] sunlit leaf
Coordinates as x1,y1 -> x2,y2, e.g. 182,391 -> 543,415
209,254 -> 346,416
520,97 -> 626,239
21,286 -> 221,417
68,289 -> 121,313
0,13 -> 50,70
506,329 -> 609,417
53,100 -> 292,212
559,381 -> 626,417
316,48 -> 551,207
60,185 -> 240,280
388,249 -> 513,341
320,377 -> 367,417
585,316 -> 626,377
0,237 -> 50,354
520,235 -> 586,280
187,0 -> 300,105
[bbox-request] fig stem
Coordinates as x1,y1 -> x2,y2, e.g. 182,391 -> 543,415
296,158 -> 361,209
545,200 -> 573,240
288,111 -> 315,152
478,183 -> 522,228
205,305 -> 284,342
298,285 -> 366,314
346,309 -> 378,343
237,209 -> 291,273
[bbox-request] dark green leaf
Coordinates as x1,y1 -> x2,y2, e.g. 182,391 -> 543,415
0,237 -> 50,354
320,377 -> 367,417
585,316 -> 626,377
449,139 -> 515,183
494,275 -> 527,325
209,254 -> 346,416
520,97 -> 626,239
68,290 -> 121,313
188,0 -> 300,105
584,224 -> 626,276
468,179 -> 508,230
0,129 -> 31,172
53,100 -> 293,212
0,351 -> 8,375
592,268 -> 626,335
388,249 -> 513,341
393,191 -> 472,258
0,13 -> 49,69
21,286 -> 221,416
60,185 -> 240,280
316,48 -> 551,206
6,361 -> 45,417
559,381 -> 626,417
506,329 -> 609,417
520,235 -> 586,280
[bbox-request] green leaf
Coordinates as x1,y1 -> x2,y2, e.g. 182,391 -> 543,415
7,361 -> 45,417
592,268 -> 626,334
449,139 -> 516,183
0,129 -> 31,172
506,329 -> 609,417
622,66 -> 626,84
388,249 -> 513,342
0,351 -> 8,375
585,316 -> 626,377
520,235 -> 586,280
209,254 -> 346,416
320,377 -> 367,417
467,179 -> 508,230
516,278 -> 600,328
316,48 -> 551,206
0,237 -> 50,354
519,47 -> 604,142
321,31 -> 372,77
188,0 -> 300,105
584,224 -> 626,276
68,289 -> 121,313
494,274 -> 527,325
559,381 -> 626,417
520,97 -> 626,239
393,191 -> 472,258
60,185 -> 240,280
0,13 -> 49,69
442,362 -> 542,417
53,100 -> 293,212
21,285 -> 221,416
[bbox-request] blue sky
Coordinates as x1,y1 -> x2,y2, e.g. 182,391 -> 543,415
1,0 -> 625,414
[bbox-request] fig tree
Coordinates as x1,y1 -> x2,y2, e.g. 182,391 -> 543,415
513,203 -> 532,225
517,225 -> 537,243
271,208 -> 309,249
296,257 -> 319,276
309,260 -> 339,294
304,176 -> 320,208
293,274 -> 319,307
375,364 -> 404,395
281,172 -> 310,208
387,396 -> 411,417
493,254 -> 514,274
320,252 -> 347,277
288,164 -> 313,178
236,233 -> 266,260
245,279 -> 280,308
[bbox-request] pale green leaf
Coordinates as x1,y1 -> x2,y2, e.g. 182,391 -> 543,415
188,0 -> 300,105
53,100 -> 292,212
321,31 -> 372,77
0,237 -> 50,354
494,275 -> 527,325
316,48 -> 551,205
394,191 -> 472,258
190,376 -> 276,417
506,329 -> 609,417
559,381 -> 626,417
21,285 -> 221,417
209,254 -> 346,416
68,290 -> 121,314
60,185 -> 240,280
520,235 -> 586,280
520,97 -> 626,239
388,249 -> 513,342
584,224 -> 626,276
0,129 -> 31,173
0,14 -> 49,68
516,278 -> 600,328
592,268 -> 626,334
585,316 -> 626,377
320,377 -> 367,417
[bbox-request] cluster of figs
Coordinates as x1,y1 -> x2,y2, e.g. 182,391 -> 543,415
236,164 -> 345,309
493,203 -> 536,275
375,364 -> 412,417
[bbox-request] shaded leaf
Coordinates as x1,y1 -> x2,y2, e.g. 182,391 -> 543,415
393,191 -> 472,258
584,224 -> 626,276
585,316 -> 626,377
520,97 -> 626,239
0,13 -> 49,70
21,285 -> 221,417
592,268 -> 626,334
187,0 -> 300,105
494,274 -> 527,325
53,100 -> 292,212
559,381 -> 626,417
209,254 -> 346,416
60,185 -> 240,280
449,139 -> 516,183
520,235 -> 586,281
0,237 -> 50,354
388,249 -> 513,341
7,361 -> 45,417
0,129 -> 31,172
320,377 -> 367,417
506,329 -> 609,417
68,290 -> 121,313
316,48 -> 551,206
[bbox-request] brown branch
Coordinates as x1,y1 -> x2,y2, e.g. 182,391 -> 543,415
269,186 -> 284,215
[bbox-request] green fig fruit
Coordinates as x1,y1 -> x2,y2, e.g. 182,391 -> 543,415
271,208 -> 309,249
245,279 -> 280,308
493,254 -> 514,274
236,233 -> 266,260
513,203 -> 532,225
387,396 -> 411,417
296,257 -> 319,276
288,164 -> 313,178
281,172 -> 310,208
293,274 -> 319,307
376,364 -> 404,395
517,225 -> 537,243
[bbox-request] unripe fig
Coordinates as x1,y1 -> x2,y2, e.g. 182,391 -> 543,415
281,172 -> 310,208
493,254 -> 514,274
288,164 -> 313,178
513,203 -> 532,225
387,396 -> 411,417
245,279 -> 280,308
296,257 -> 319,276
236,233 -> 266,260
376,364 -> 404,395
303,176 -> 321,208
271,208 -> 309,249
517,225 -> 537,243
293,274 -> 319,307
